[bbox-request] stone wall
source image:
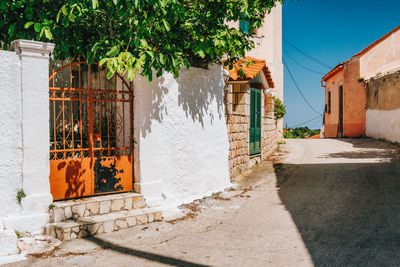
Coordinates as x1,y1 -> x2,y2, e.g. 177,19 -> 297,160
225,83 -> 279,178
227,114 -> 250,177
365,70 -> 400,142
262,95 -> 279,161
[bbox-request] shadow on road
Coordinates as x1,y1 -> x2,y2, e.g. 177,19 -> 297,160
274,144 -> 400,266
87,236 -> 209,267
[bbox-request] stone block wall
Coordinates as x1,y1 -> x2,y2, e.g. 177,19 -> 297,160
227,114 -> 250,177
262,95 -> 280,161
225,83 -> 250,177
225,83 -> 280,178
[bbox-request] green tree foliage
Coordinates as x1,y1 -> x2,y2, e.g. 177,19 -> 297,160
274,98 -> 286,120
0,0 -> 282,81
283,127 -> 320,139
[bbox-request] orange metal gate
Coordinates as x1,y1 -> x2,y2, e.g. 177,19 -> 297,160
49,58 -> 134,200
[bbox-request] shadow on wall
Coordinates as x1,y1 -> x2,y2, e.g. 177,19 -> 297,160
136,75 -> 169,138
176,65 -> 225,128
137,65 -> 225,137
274,143 -> 400,266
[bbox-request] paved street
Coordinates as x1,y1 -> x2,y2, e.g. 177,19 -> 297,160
9,139 -> 400,267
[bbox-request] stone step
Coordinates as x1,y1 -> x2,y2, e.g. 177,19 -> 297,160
47,208 -> 162,241
50,193 -> 146,223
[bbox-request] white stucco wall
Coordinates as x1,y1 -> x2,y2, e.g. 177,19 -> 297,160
0,50 -> 23,227
366,109 -> 400,143
134,65 -> 231,208
0,41 -> 54,236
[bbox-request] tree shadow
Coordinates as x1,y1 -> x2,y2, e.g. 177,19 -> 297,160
335,138 -> 398,150
275,159 -> 400,266
57,161 -> 86,199
134,74 -> 169,138
320,138 -> 400,161
86,235 -> 209,267
176,65 -> 225,128
135,65 -> 225,137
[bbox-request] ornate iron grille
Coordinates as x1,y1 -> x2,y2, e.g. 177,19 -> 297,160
49,57 -> 134,200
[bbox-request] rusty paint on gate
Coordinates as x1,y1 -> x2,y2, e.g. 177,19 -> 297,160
49,57 -> 134,200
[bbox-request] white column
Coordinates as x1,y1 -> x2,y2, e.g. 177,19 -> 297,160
3,40 -> 55,233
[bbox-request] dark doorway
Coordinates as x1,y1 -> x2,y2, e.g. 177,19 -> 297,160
338,85 -> 344,137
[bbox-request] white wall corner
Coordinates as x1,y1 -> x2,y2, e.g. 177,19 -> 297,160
6,39 -> 55,233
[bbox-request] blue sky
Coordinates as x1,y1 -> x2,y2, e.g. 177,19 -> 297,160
282,0 -> 400,129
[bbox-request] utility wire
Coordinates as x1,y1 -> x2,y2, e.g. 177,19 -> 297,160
283,38 -> 333,70
290,115 -> 322,128
283,57 -> 323,116
283,52 -> 326,75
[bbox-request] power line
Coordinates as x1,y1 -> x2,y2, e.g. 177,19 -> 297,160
283,57 -> 323,116
283,52 -> 326,75
290,115 -> 322,128
283,38 -> 333,70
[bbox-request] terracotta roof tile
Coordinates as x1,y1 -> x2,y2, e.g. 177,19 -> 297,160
224,56 -> 275,88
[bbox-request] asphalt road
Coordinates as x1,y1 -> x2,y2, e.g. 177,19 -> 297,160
9,138 -> 400,267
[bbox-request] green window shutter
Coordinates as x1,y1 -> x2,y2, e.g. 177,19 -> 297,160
239,20 -> 250,34
250,88 -> 261,155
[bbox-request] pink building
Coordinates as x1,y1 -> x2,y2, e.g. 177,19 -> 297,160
322,25 -> 400,138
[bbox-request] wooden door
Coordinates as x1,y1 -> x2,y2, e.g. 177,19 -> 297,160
250,87 -> 261,155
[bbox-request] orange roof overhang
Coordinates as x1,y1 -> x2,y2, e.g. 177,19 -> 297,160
321,62 -> 344,84
224,56 -> 275,88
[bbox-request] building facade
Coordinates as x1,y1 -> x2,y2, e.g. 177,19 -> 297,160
321,26 -> 400,139
0,4 -> 283,256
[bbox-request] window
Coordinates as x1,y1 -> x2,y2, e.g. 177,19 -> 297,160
327,91 -> 331,114
239,20 -> 250,34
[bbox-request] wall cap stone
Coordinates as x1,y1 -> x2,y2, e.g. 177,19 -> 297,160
11,39 -> 54,59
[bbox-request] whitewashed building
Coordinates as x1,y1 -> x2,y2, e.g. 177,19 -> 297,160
0,3 -> 283,258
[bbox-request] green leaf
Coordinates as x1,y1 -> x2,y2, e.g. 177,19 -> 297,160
44,28 -> 53,39
196,49 -> 205,58
39,27 -> 45,38
162,19 -> 170,31
0,1 -> 6,11
92,0 -> 98,9
127,69 -> 135,81
99,58 -> 108,66
113,0 -> 118,5
134,0 -> 140,8
61,5 -> 67,15
24,22 -> 34,29
106,46 -> 120,57
61,17 -> 69,27
145,51 -> 154,57
107,70 -> 115,79
8,24 -> 16,37
34,23 -> 42,33
159,54 -> 166,64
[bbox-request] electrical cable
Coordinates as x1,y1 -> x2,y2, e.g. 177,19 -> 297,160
290,115 -> 322,128
283,52 -> 326,75
283,57 -> 323,116
283,38 -> 333,69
